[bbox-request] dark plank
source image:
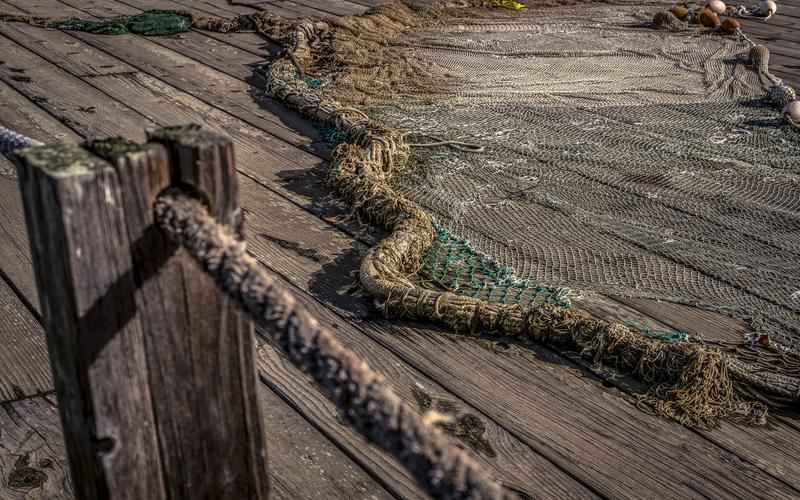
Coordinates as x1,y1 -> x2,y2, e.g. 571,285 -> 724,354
0,396 -> 73,500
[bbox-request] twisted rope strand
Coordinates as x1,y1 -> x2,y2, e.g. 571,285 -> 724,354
154,190 -> 508,500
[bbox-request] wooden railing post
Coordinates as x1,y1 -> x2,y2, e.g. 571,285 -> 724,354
14,126 -> 269,500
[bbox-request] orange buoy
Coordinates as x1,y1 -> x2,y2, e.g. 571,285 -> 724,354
785,101 -> 800,123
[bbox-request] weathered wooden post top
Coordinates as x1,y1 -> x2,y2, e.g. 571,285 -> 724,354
12,126 -> 269,500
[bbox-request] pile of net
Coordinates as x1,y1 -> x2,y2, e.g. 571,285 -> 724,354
252,0 -> 800,427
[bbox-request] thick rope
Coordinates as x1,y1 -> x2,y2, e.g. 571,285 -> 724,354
154,190 -> 508,500
0,126 -> 41,154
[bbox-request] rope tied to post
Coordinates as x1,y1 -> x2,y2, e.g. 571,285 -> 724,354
153,189 -> 509,500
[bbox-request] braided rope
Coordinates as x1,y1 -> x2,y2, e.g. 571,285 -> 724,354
0,126 -> 41,154
154,190 -> 508,500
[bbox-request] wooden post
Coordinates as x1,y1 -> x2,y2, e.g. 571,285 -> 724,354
14,126 -> 269,500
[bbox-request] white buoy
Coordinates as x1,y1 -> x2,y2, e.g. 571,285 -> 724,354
759,0 -> 777,18
706,0 -> 726,14
785,101 -> 800,123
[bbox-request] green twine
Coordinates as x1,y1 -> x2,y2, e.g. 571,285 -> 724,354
316,125 -> 348,147
421,224 -> 571,308
49,10 -> 192,36
304,77 -> 326,88
625,321 -> 690,344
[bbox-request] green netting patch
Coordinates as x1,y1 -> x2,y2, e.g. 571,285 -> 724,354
420,224 -> 572,308
625,321 -> 690,344
316,126 -> 349,148
49,10 -> 192,36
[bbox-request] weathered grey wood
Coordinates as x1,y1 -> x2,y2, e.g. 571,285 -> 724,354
0,181 -> 52,401
14,143 -> 167,500
0,396 -> 73,500
9,0 -> 321,147
98,127 -> 269,500
0,389 -> 395,500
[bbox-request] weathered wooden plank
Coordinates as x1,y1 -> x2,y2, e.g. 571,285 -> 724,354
0,24 -> 133,78
0,396 -> 73,500
0,37 -> 153,143
15,143 -> 168,500
2,0 -> 320,149
0,189 -> 51,402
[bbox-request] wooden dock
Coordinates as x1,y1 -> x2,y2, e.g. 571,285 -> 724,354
1,0 -> 799,498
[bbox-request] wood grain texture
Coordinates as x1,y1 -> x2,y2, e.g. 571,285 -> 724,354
0,396 -> 73,500
0,188 -> 51,401
27,0 -> 321,146
102,130 -> 269,500
0,388 -> 395,500
14,143 -> 167,500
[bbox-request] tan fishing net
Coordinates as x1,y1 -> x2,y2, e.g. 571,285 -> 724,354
251,0 -> 800,426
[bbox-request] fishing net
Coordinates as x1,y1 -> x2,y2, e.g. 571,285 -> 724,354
0,10 -> 193,36
253,0 -> 800,426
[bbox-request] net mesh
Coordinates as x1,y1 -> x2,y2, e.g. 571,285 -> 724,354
0,10 -> 193,36
49,11 -> 192,36
312,1 -> 800,350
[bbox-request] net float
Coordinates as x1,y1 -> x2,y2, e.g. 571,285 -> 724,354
699,8 -> 721,27
759,0 -> 777,17
721,17 -> 741,34
785,101 -> 800,123
670,4 -> 690,20
706,0 -> 726,14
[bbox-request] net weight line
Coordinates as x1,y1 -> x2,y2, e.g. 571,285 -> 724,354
154,189 -> 508,500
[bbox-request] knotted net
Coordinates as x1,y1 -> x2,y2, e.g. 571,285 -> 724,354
254,0 -> 800,426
